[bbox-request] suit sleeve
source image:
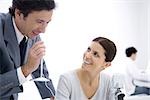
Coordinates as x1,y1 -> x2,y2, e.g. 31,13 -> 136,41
0,28 -> 23,98
31,60 -> 55,99
0,70 -> 23,98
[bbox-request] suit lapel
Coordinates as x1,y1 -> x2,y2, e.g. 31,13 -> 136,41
3,13 -> 21,67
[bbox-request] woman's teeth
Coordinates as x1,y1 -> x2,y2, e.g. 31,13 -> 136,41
84,60 -> 91,64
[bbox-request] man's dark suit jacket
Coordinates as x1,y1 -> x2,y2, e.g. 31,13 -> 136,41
0,13 -> 55,100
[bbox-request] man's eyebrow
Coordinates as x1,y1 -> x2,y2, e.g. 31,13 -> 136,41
36,19 -> 51,23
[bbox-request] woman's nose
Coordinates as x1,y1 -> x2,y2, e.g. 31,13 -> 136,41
85,52 -> 92,59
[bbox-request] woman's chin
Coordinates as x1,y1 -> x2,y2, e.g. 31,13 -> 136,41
82,65 -> 90,70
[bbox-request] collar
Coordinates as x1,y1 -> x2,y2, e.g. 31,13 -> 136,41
12,17 -> 27,44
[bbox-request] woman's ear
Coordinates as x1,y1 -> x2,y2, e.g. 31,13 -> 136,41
105,62 -> 111,68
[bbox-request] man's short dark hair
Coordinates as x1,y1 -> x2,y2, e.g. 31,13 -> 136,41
9,0 -> 56,17
125,47 -> 137,57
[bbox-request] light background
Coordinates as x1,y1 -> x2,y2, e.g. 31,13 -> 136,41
0,0 -> 150,99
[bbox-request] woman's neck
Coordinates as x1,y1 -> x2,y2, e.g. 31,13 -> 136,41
77,68 -> 100,85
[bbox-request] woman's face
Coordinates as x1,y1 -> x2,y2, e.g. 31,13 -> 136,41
82,42 -> 108,72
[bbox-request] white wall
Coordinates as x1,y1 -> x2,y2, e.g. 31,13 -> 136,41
0,0 -> 149,99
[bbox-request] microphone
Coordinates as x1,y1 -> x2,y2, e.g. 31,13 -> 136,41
112,73 -> 125,100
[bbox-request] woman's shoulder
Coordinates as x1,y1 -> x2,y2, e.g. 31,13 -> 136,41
59,69 -> 78,81
61,69 -> 76,76
100,72 -> 112,84
100,72 -> 111,80
58,69 -> 79,88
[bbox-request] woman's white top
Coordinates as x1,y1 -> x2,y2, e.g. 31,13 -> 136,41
55,70 -> 115,100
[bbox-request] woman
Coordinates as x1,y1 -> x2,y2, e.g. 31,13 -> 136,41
55,37 -> 117,100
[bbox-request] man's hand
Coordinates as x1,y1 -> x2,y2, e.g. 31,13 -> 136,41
50,96 -> 54,100
21,41 -> 45,77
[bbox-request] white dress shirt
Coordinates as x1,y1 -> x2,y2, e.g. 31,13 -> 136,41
12,17 -> 27,85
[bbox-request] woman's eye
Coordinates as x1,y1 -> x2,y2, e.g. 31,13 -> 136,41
87,47 -> 91,52
93,52 -> 99,57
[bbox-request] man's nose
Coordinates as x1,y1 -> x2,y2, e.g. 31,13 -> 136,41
40,23 -> 48,33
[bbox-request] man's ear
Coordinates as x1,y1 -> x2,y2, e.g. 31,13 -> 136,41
15,9 -> 25,20
15,9 -> 21,17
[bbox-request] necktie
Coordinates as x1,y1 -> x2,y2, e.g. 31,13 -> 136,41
19,37 -> 27,65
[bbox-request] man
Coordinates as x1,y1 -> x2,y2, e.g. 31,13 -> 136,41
0,0 -> 56,99
125,47 -> 150,96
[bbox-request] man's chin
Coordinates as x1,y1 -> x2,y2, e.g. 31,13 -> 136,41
28,35 -> 37,39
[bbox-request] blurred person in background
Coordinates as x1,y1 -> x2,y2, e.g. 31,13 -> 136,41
125,47 -> 150,96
